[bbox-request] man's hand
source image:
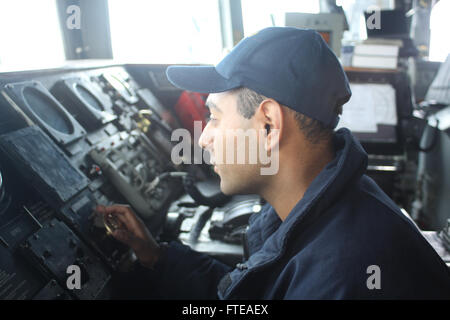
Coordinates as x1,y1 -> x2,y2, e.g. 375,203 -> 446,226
95,204 -> 162,269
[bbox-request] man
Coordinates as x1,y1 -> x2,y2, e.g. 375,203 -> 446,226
97,27 -> 450,299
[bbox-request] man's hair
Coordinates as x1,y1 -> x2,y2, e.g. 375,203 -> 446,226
231,87 -> 342,144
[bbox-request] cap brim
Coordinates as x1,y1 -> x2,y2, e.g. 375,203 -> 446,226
166,65 -> 240,93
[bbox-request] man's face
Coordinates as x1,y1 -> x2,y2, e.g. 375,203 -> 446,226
198,92 -> 264,195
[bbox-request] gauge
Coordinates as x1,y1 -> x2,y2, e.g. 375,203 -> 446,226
23,86 -> 74,134
103,73 -> 138,104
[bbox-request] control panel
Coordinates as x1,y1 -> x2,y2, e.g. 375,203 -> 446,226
0,64 -> 248,300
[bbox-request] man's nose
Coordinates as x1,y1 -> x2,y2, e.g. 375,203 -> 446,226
198,123 -> 213,150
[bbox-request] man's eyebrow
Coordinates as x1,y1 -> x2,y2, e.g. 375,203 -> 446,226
205,101 -> 222,113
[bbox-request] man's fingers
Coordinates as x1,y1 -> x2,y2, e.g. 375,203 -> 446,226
112,229 -> 139,248
96,204 -> 131,216
112,229 -> 130,243
95,205 -> 107,214
95,204 -> 139,231
95,204 -> 151,244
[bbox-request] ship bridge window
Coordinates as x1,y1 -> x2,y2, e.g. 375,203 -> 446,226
241,0 -> 320,37
108,0 -> 223,64
429,0 -> 450,62
0,0 -> 65,71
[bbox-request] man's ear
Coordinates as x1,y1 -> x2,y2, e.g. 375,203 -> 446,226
257,99 -> 283,151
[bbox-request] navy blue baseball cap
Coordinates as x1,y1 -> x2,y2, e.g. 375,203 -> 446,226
166,27 -> 351,128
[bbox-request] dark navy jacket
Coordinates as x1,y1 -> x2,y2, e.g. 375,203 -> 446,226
130,128 -> 450,299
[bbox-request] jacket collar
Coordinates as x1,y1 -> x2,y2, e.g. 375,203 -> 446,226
263,127 -> 368,256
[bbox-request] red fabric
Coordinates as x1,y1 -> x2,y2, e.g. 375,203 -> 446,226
174,91 -> 209,136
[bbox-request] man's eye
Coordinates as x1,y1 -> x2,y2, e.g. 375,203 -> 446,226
208,116 -> 218,122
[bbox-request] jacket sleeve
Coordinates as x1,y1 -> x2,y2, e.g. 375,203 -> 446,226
114,240 -> 233,299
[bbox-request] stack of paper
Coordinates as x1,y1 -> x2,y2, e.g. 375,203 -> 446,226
352,39 -> 401,70
336,83 -> 397,133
